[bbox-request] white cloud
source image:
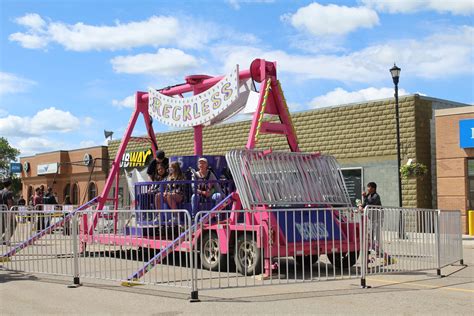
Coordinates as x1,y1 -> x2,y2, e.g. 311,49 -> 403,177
284,2 -> 379,36
9,13 -> 49,49
361,0 -> 474,15
112,94 -> 136,109
79,140 -> 97,148
83,117 -> 95,126
215,25 -> 473,83
31,108 -> 80,132
310,87 -> 409,108
227,0 -> 275,10
9,14 -> 220,51
111,48 -> 199,76
0,107 -> 81,137
16,137 -> 61,156
15,13 -> 47,29
0,72 -> 36,95
8,32 -> 47,49
0,109 -> 8,117
48,16 -> 179,51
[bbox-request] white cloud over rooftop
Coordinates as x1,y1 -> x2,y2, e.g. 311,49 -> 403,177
215,25 -> 473,83
111,48 -> 199,76
310,87 -> 409,108
0,107 -> 81,137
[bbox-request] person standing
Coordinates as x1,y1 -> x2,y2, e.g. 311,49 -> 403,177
359,182 -> 393,265
33,187 -> 44,231
33,187 -> 43,207
361,182 -> 381,209
44,187 -> 58,205
41,187 -> 57,230
1,178 -> 17,245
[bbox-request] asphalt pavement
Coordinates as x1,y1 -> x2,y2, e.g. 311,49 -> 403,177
1,241 -> 473,315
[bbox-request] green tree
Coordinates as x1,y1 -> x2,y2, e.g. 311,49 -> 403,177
0,137 -> 21,197
0,137 -> 20,176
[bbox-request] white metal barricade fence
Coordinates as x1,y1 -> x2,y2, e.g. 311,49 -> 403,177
360,206 -> 464,285
0,206 -> 77,277
0,208 -> 193,289
192,207 -> 364,292
0,206 -> 465,300
437,210 -> 464,268
76,209 -> 193,288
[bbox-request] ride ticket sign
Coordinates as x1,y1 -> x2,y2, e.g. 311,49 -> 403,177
148,66 -> 240,128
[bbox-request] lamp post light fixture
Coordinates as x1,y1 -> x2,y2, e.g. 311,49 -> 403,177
390,63 -> 402,208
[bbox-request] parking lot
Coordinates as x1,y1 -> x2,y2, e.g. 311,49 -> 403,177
1,240 -> 472,315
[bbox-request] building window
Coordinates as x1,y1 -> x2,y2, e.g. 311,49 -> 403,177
341,168 -> 363,207
72,183 -> 79,205
63,183 -> 71,203
88,182 -> 97,201
468,159 -> 474,209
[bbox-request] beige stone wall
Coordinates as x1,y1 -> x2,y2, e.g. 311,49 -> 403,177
414,98 -> 434,209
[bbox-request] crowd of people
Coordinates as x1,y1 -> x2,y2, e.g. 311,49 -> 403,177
145,150 -> 225,214
1,178 -> 74,244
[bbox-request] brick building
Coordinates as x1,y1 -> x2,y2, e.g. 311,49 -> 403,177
20,146 -> 109,206
435,106 -> 474,232
108,94 -> 468,216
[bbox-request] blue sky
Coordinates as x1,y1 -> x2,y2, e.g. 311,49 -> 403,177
0,0 -> 473,157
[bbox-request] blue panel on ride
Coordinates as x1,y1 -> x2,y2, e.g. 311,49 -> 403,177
276,210 -> 341,242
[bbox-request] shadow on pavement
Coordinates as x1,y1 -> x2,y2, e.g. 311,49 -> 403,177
0,269 -> 38,284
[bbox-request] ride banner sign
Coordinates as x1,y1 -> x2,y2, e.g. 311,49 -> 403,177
148,66 -> 240,128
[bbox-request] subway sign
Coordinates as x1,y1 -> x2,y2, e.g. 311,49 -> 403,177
120,148 -> 152,168
459,119 -> 474,149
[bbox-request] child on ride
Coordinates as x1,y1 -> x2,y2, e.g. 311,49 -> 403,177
164,161 -> 185,209
154,162 -> 169,209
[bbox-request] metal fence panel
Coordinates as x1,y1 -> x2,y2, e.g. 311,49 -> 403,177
361,206 -> 463,278
76,209 -> 193,289
0,206 -> 77,277
438,210 -> 463,268
1,208 -> 194,289
193,207 -> 363,291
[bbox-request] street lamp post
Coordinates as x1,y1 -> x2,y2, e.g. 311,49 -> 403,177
390,63 -> 405,239
390,63 -> 402,207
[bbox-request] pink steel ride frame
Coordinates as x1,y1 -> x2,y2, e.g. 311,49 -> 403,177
88,58 -> 301,238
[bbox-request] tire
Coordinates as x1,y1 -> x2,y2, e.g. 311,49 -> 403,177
295,254 -> 319,267
200,231 -> 226,271
328,251 -> 359,269
234,233 -> 262,276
